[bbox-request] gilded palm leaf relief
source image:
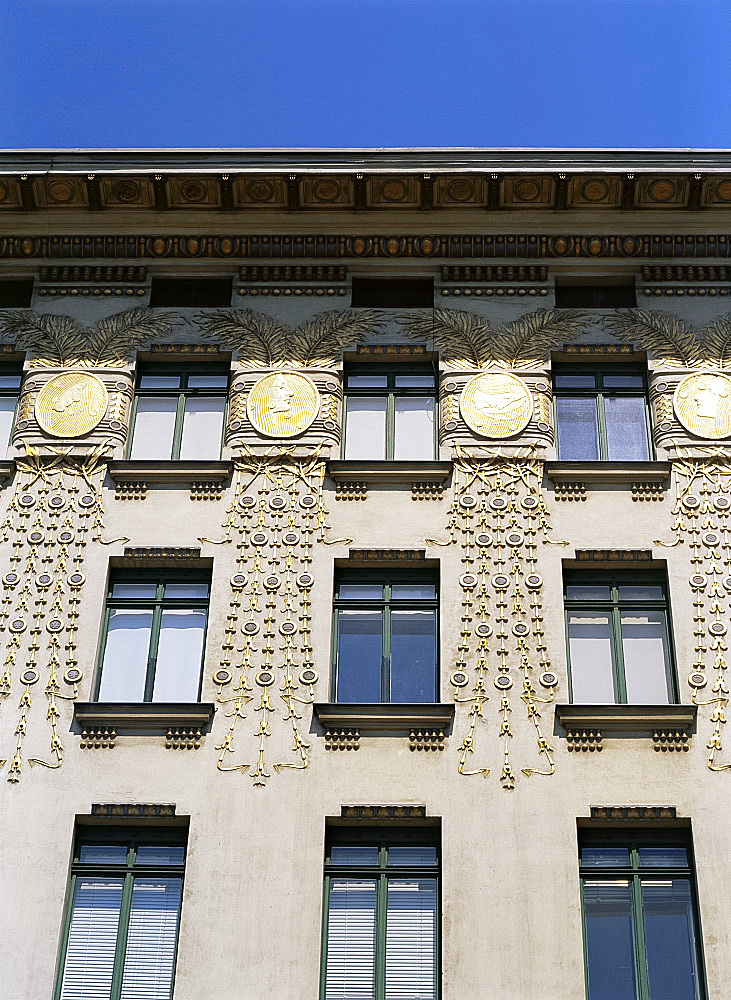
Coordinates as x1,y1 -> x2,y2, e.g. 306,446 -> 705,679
197,308 -> 384,367
399,308 -> 587,369
602,309 -> 731,370
0,308 -> 175,368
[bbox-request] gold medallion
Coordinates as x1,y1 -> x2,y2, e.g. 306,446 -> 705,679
34,372 -> 109,438
460,372 -> 533,438
246,372 -> 320,438
674,372 -> 731,439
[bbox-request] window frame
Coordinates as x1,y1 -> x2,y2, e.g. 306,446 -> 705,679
54,825 -> 187,1000
342,364 -> 438,462
320,828 -> 441,1000
94,568 -> 211,703
564,570 -> 677,705
0,365 -> 23,452
553,365 -> 653,462
579,829 -> 706,1000
127,363 -> 230,461
331,569 -> 440,704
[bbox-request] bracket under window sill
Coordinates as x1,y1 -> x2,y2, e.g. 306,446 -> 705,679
555,703 -> 696,753
327,461 -> 451,502
107,460 -> 232,501
313,702 -> 454,752
74,701 -> 215,750
545,461 -> 670,502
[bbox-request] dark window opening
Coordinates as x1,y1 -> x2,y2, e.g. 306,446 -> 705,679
351,277 -> 434,308
0,279 -> 34,307
149,277 -> 232,307
555,283 -> 636,308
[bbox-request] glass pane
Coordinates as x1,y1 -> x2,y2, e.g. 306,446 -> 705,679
325,879 -> 377,1000
152,609 -> 206,701
79,845 -> 128,866
603,374 -> 645,389
556,396 -> 600,461
330,847 -> 379,866
390,610 -> 437,702
164,583 -> 210,600
344,397 -> 387,461
581,847 -> 631,868
336,611 -> 383,702
618,586 -> 664,602
605,396 -> 650,461
0,375 -> 22,389
568,612 -> 616,703
621,611 -> 671,703
583,881 -> 637,1000
385,879 -> 437,1000
638,848 -> 688,869
565,585 -> 611,602
179,396 -> 225,460
347,375 -> 388,388
98,609 -> 153,702
391,584 -> 437,601
394,397 -> 434,461
130,397 -> 178,460
642,880 -> 701,1000
111,583 -> 157,600
338,584 -> 383,601
60,878 -> 124,1000
394,375 -> 435,388
388,847 -> 437,867
120,878 -> 182,1000
187,374 -> 228,388
554,374 -> 597,389
135,846 -> 186,866
139,375 -> 181,390
0,396 -> 16,450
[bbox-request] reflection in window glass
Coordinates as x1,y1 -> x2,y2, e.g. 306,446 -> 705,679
130,397 -> 178,460
330,847 -> 380,866
568,612 -> 615,703
556,397 -> 600,461
152,609 -> 207,701
389,610 -> 437,702
583,881 -> 638,1000
98,609 -> 153,701
642,880 -> 702,1000
605,396 -> 650,461
336,610 -> 383,703
621,612 -> 670,704
0,396 -> 17,451
344,397 -> 387,460
79,845 -> 128,865
179,396 -> 226,460
394,397 -> 434,461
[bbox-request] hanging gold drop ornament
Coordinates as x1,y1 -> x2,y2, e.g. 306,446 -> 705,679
673,373 -> 731,440
246,372 -> 320,438
460,373 -> 533,438
35,372 -> 109,438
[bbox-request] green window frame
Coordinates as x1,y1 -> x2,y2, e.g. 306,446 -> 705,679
95,569 -> 211,703
320,829 -> 440,1000
128,363 -> 230,461
332,570 -> 439,704
553,366 -> 652,462
55,826 -> 187,1000
565,571 -> 677,705
342,365 -> 438,461
580,830 -> 705,1000
0,366 -> 23,452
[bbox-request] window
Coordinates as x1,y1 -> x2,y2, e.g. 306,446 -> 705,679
96,572 -> 210,703
321,831 -> 439,1000
0,278 -> 34,307
351,277 -> 434,308
56,828 -> 186,1000
0,367 -> 22,451
580,832 -> 704,1000
555,282 -> 636,308
554,368 -> 651,462
333,572 -> 438,703
129,365 -> 229,461
149,277 -> 232,307
343,367 -> 436,461
565,573 -> 675,704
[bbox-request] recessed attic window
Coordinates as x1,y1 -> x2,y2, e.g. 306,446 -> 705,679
555,281 -> 636,308
351,277 -> 434,308
149,277 -> 232,307
0,279 -> 34,307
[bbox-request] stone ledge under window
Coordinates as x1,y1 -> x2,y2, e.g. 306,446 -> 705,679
327,461 -> 452,485
546,461 -> 671,502
556,704 -> 697,753
74,702 -> 216,731
314,703 -> 455,732
0,460 -> 15,483
108,460 -> 233,485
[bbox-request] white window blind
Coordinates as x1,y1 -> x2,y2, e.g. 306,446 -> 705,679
385,879 -> 437,1000
119,878 -> 182,1000
60,878 -> 124,1000
325,879 -> 377,999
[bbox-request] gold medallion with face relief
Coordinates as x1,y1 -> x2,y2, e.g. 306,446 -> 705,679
673,372 -> 731,439
246,372 -> 320,438
460,372 -> 533,438
35,372 -> 109,438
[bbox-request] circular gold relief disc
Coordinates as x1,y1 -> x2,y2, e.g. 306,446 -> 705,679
674,372 -> 731,440
35,372 -> 109,438
460,372 -> 533,438
246,372 -> 320,438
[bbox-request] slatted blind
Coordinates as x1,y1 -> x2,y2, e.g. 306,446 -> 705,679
385,879 -> 437,1000
325,879 -> 377,999
60,878 -> 124,1000
119,878 -> 182,1000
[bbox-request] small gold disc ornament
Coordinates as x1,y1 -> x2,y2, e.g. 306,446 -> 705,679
673,372 -> 731,439
460,372 -> 533,438
246,371 -> 320,438
35,371 -> 109,438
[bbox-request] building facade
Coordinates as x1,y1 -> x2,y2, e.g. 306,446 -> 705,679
0,149 -> 730,999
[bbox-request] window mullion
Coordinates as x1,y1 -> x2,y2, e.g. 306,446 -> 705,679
376,872 -> 388,1000
612,603 -> 628,703
171,392 -> 186,460
318,874 -> 332,1000
386,391 -> 395,461
144,604 -> 164,702
596,391 -> 609,461
382,605 -> 391,704
109,871 -> 134,1000
632,873 -> 651,1000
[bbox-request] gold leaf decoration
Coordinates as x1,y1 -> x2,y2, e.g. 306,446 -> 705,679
498,308 -> 587,369
194,309 -> 288,367
399,309 -> 494,369
701,315 -> 731,370
602,309 -> 703,369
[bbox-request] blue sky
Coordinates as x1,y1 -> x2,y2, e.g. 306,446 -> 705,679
0,0 -> 728,150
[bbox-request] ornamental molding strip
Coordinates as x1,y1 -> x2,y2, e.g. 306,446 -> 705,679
589,805 -> 678,822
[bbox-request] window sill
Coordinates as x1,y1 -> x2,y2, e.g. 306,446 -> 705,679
327,461 -> 451,485
545,461 -> 670,485
0,460 -> 14,482
74,702 -> 215,730
555,703 -> 696,752
313,702 -> 454,731
108,460 -> 232,484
